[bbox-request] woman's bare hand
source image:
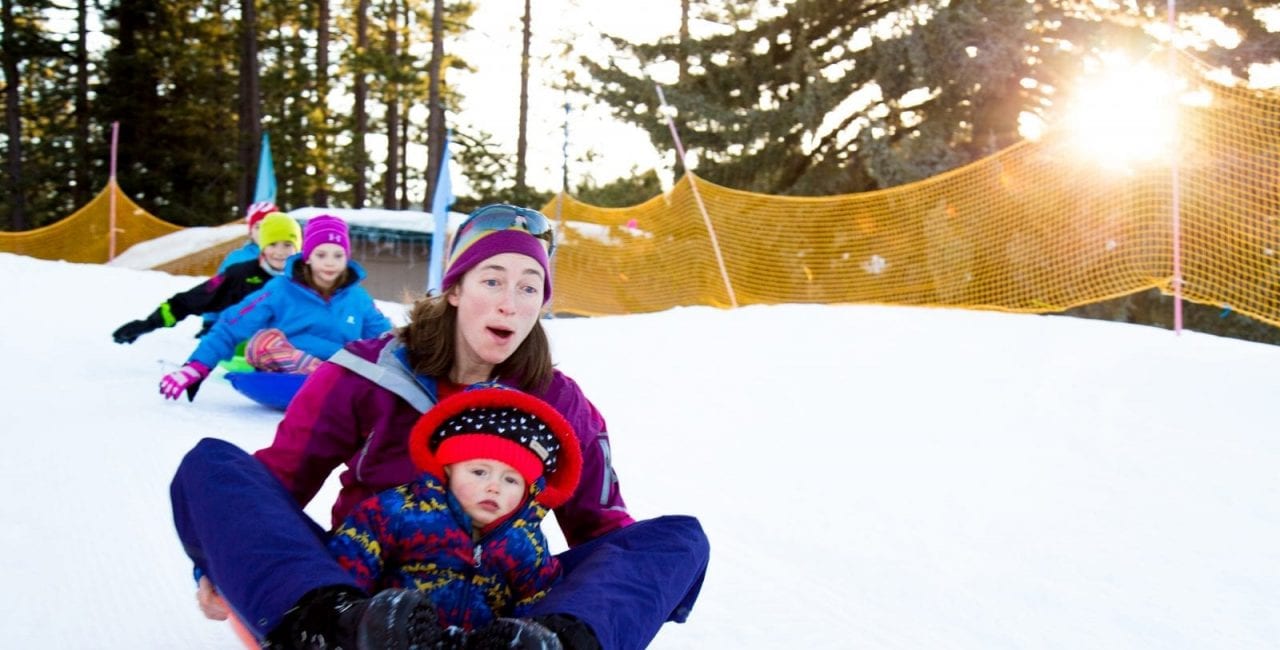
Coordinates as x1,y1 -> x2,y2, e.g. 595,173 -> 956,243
196,575 -> 230,621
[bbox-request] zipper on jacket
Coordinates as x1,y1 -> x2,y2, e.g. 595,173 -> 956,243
458,499 -> 536,625
354,429 -> 376,482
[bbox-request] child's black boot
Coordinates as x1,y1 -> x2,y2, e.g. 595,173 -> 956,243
268,585 -> 454,650
527,614 -> 601,650
266,584 -> 370,649
357,588 -> 460,649
466,617 -> 563,650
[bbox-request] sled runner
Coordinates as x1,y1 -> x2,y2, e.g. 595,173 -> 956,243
228,613 -> 258,649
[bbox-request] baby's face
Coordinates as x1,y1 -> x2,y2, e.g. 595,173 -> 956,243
447,459 -> 528,529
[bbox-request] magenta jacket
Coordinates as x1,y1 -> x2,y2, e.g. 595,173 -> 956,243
254,333 -> 634,547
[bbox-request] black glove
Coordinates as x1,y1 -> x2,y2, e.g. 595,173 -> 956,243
112,309 -> 166,344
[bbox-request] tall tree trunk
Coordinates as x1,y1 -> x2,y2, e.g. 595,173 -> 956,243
313,0 -> 330,206
353,0 -> 369,208
424,0 -> 444,208
2,0 -> 26,230
678,0 -> 689,81
382,0 -> 399,209
399,0 -> 409,209
400,90 -> 409,209
75,0 -> 90,206
514,0 -> 531,199
239,0 -> 261,213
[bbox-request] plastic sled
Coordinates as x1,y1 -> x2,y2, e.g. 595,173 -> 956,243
225,371 -> 308,411
228,613 -> 259,649
217,354 -> 254,374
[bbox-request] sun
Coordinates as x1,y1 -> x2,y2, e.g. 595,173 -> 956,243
1061,53 -> 1181,171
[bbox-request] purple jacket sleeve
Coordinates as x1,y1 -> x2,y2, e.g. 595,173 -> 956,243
542,374 -> 636,547
254,362 -> 363,508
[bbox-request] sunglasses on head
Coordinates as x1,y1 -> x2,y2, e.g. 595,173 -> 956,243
450,204 -> 556,260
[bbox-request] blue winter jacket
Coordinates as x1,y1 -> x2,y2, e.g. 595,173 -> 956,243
329,474 -> 560,631
188,255 -> 392,369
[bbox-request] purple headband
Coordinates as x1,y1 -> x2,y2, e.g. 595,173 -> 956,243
441,229 -> 552,304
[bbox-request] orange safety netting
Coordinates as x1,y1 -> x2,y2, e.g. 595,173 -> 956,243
153,239 -> 246,277
542,53 -> 1280,326
0,183 -> 180,263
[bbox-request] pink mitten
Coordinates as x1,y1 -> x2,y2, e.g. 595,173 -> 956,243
160,361 -> 211,401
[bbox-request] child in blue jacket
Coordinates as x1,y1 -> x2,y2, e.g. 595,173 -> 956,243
276,385 -> 584,649
112,212 -> 301,344
159,215 -> 393,401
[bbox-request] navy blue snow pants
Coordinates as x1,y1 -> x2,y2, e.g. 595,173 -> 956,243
170,438 -> 710,650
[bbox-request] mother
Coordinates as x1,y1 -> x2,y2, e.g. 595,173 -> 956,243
170,204 -> 709,650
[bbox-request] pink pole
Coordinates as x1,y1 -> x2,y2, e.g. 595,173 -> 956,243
655,84 -> 738,308
1169,0 -> 1182,334
109,121 -> 120,261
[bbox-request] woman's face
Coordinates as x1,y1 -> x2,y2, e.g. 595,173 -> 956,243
448,252 -> 545,382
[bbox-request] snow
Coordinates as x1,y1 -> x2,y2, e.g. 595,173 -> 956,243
107,208 -> 468,270
287,207 -> 464,234
105,207 -> 605,272
107,222 -> 249,269
1,251 -> 1277,649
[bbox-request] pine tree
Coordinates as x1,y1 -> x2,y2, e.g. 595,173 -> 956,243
97,0 -> 241,225
2,0 -> 64,229
514,0 -> 531,202
582,0 -> 1280,195
74,0 -> 91,207
238,0 -> 261,212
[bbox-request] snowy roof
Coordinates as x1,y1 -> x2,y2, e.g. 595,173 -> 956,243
105,207 -> 606,271
288,207 -> 468,235
107,208 -> 469,270
106,222 -> 247,270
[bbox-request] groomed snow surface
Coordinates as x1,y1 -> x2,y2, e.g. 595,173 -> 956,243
1,252 -> 1276,648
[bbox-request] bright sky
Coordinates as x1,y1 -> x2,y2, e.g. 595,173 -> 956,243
57,1 -> 687,201
4,251 -> 1279,648
449,0 -> 685,194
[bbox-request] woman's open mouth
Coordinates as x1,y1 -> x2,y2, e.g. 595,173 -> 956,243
486,326 -> 514,342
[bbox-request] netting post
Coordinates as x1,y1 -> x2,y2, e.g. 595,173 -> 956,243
545,100 -> 571,319
109,121 -> 120,261
1169,0 -> 1183,334
655,84 -> 738,308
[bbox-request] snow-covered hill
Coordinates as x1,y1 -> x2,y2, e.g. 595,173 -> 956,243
1,252 -> 1277,648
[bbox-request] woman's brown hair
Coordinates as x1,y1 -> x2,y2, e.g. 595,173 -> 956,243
400,292 -> 554,392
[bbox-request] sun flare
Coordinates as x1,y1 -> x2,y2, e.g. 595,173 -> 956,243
1063,54 -> 1180,170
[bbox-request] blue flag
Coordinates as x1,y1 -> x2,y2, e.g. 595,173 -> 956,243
253,132 -> 277,205
427,132 -> 455,295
